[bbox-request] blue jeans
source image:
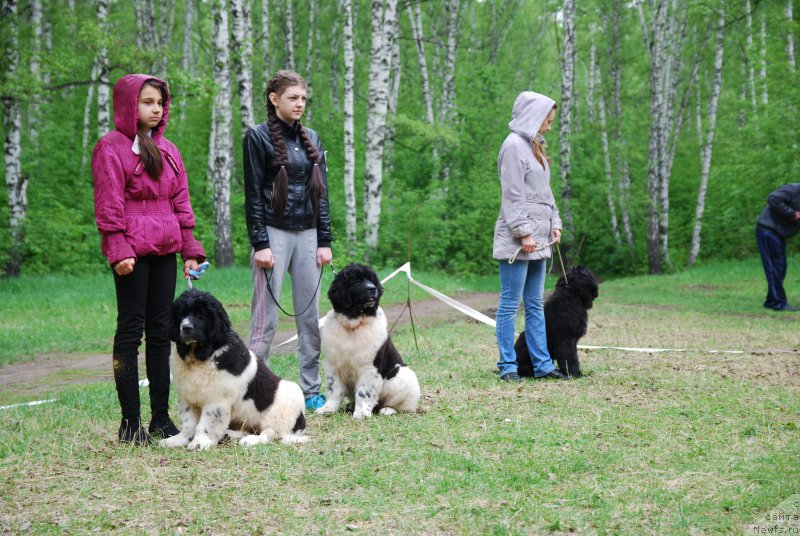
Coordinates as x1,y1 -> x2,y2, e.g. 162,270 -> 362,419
756,226 -> 789,310
496,259 -> 556,377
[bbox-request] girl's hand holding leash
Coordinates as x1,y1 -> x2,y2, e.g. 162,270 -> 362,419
186,261 -> 210,289
184,258 -> 200,279
316,247 -> 332,267
254,248 -> 275,269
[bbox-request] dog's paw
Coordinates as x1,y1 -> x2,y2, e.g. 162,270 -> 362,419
239,434 -> 268,447
281,433 -> 309,445
187,434 -> 215,451
352,407 -> 373,420
316,403 -> 337,415
378,407 -> 397,416
159,434 -> 190,448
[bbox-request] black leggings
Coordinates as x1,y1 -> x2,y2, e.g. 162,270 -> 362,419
112,254 -> 177,420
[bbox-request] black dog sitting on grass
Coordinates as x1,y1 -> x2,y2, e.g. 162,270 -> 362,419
516,266 -> 599,378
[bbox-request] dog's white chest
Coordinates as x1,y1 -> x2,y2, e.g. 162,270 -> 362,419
320,309 -> 388,367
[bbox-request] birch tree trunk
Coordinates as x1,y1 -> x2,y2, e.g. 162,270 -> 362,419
3,0 -> 27,276
439,0 -> 459,125
595,57 -> 621,245
231,0 -> 255,132
407,2 -> 434,125
96,0 -> 111,137
329,0 -> 341,111
586,38 -> 596,125
759,12 -> 768,105
79,61 -> 99,176
134,0 -> 143,48
262,0 -> 271,78
788,0 -> 796,70
178,0 -> 194,122
342,0 -> 357,245
558,0 -> 576,243
284,0 -> 295,70
745,0 -> 757,111
609,0 -> 634,247
640,0 -> 668,274
385,6 -> 401,163
29,0 -> 42,147
689,11 -> 725,266
363,0 -> 399,250
159,0 -> 173,52
303,0 -> 316,123
208,0 -> 235,266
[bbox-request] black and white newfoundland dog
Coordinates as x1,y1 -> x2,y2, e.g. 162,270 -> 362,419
159,289 -> 308,450
516,266 -> 599,378
317,263 -> 420,419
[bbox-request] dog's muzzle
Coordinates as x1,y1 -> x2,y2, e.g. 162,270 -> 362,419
179,318 -> 197,344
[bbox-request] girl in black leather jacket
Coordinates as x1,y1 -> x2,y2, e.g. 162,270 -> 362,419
243,70 -> 333,410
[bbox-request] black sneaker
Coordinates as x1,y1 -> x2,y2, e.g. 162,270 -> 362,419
148,416 -> 180,439
538,370 -> 569,380
118,418 -> 153,446
500,371 -> 523,383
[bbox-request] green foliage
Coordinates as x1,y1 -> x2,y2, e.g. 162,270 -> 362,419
0,0 -> 798,279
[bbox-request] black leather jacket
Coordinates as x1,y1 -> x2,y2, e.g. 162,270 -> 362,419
756,183 -> 800,239
243,119 -> 332,251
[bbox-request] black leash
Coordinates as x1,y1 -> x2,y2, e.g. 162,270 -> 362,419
262,262 -> 336,317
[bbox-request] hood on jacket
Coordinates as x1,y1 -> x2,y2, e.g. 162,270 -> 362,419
508,91 -> 556,142
112,74 -> 170,140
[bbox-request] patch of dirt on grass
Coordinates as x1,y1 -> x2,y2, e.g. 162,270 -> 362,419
0,292 -> 500,403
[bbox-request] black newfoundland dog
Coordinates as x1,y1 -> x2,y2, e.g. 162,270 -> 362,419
516,266 -> 599,378
159,289 -> 307,450
317,263 -> 420,419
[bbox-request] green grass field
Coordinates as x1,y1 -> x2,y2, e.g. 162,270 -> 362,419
1,257 -> 798,534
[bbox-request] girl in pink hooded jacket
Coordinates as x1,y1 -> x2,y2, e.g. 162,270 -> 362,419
92,74 -> 205,445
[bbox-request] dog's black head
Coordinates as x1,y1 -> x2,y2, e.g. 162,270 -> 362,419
557,266 -> 599,309
171,289 -> 232,360
327,263 -> 383,319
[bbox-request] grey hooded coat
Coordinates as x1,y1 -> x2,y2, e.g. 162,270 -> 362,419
492,92 -> 562,261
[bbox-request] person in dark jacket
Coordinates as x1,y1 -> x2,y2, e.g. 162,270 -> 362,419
755,183 -> 800,311
93,74 -> 205,445
243,70 -> 333,410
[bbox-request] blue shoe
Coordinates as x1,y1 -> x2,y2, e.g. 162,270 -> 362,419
305,394 -> 327,410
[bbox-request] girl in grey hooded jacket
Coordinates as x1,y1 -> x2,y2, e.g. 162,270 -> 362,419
493,92 -> 566,382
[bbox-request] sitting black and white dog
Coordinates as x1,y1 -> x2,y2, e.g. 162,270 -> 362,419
317,263 -> 420,419
516,266 -> 599,378
160,289 -> 307,450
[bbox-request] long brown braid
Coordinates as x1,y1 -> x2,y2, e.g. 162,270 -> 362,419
264,70 -> 325,220
138,80 -> 167,178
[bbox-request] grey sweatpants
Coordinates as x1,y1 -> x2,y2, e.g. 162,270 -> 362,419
248,226 -> 322,398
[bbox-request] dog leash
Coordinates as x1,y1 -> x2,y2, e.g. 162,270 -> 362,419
263,261 -> 336,317
186,262 -> 210,289
508,239 -> 557,264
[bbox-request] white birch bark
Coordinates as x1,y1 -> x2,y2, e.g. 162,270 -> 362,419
745,0 -> 757,111
407,2 -> 434,125
182,0 -> 194,75
342,0 -> 357,245
134,0 -> 143,48
788,1 -> 796,70
208,0 -> 235,266
304,0 -> 316,123
329,0 -> 341,111
29,0 -> 42,146
79,61 -> 99,175
159,0 -> 173,52
689,11 -> 725,266
3,0 -> 27,276
439,0 -> 459,126
559,0 -> 576,241
96,0 -> 111,137
284,0 -> 295,70
385,7 -> 401,170
363,0 -> 399,249
595,57 -> 621,244
586,37 -> 596,125
609,0 -> 634,247
262,0 -> 271,78
231,0 -> 255,131
759,12 -> 768,105
639,0 -> 667,273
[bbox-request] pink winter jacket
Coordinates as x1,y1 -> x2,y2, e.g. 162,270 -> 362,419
92,74 -> 205,266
